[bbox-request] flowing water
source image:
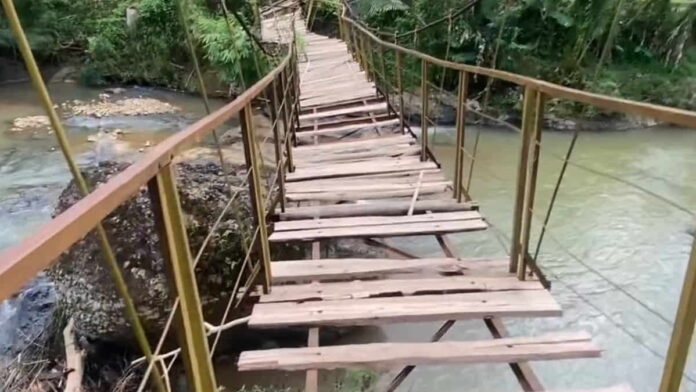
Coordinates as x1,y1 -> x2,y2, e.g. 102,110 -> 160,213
2,83 -> 696,391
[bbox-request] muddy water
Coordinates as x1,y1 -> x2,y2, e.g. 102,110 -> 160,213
221,126 -> 696,392
2,82 -> 696,391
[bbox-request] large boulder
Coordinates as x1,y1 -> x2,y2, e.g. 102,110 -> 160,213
48,160 -> 251,342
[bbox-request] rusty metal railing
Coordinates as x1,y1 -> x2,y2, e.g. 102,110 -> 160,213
339,6 -> 696,392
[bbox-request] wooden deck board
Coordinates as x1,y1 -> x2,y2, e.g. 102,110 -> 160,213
260,275 -> 543,303
269,219 -> 487,242
276,199 -> 475,220
237,332 -> 598,370
274,211 -> 481,232
286,160 -> 438,181
270,258 -> 509,283
248,289 -> 561,328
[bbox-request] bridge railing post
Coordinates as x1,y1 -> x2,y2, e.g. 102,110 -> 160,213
510,86 -> 544,279
240,104 -> 273,293
420,59 -> 429,161
268,78 -> 286,212
454,70 -> 470,202
147,164 -> 218,392
660,237 -> 696,392
395,50 -> 405,134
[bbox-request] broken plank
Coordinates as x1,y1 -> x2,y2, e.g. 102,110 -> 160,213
260,275 -> 543,303
299,102 -> 387,122
296,119 -> 400,139
237,332 -> 598,371
274,211 -> 480,232
249,290 -> 561,328
270,258 -> 510,283
286,161 -> 438,182
277,199 -> 476,220
269,219 -> 487,242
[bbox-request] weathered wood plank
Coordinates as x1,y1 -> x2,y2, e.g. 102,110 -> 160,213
269,219 -> 487,242
237,332 -> 597,371
286,183 -> 449,202
294,146 -> 421,166
277,199 -> 475,220
284,173 -> 446,191
296,118 -> 400,139
274,211 -> 480,232
285,180 -> 449,195
286,160 -> 438,182
299,102 -> 386,123
293,135 -> 413,154
249,289 -> 560,328
270,257 -> 510,283
260,276 -> 543,303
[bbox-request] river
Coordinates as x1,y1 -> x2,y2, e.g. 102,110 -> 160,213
2,83 -> 696,391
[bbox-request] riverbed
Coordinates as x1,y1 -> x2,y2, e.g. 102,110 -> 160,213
2,83 -> 696,391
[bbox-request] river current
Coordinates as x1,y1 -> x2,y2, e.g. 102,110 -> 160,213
2,83 -> 696,391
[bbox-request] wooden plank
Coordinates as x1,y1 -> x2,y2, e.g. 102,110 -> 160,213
286,161 -> 438,182
285,179 -> 449,194
294,146 -> 421,166
277,199 -> 475,220
237,332 -> 598,371
274,211 -> 480,232
270,258 -> 509,283
284,173 -> 446,191
269,219 -> 487,242
261,276 -> 543,303
296,118 -> 400,139
286,184 -> 449,202
293,134 -> 413,154
248,289 -> 561,328
299,102 -> 386,122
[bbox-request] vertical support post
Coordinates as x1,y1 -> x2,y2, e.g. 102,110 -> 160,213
517,91 -> 545,280
454,70 -> 469,202
239,104 -> 272,293
395,50 -> 405,134
365,35 -> 374,84
268,79 -> 286,212
509,86 -> 537,274
420,59 -> 429,161
377,43 -> 390,112
148,164 -> 218,392
291,46 -> 301,132
660,238 -> 696,392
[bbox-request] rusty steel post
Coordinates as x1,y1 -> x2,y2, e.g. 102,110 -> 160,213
420,59 -> 429,161
148,165 -> 217,392
660,237 -> 696,392
268,79 -> 286,212
510,86 -> 537,275
454,70 -> 469,202
517,90 -> 545,280
240,104 -> 273,293
395,51 -> 405,134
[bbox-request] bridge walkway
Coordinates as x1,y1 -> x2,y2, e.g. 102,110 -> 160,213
236,7 -> 620,391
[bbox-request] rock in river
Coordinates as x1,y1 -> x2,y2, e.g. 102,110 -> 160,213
48,160 -> 252,343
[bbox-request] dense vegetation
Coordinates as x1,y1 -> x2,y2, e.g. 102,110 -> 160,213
344,0 -> 696,115
0,0 -> 268,93
2,0 -> 695,114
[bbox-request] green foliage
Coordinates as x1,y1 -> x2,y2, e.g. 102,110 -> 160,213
1,0 -> 269,91
356,0 -> 408,19
353,0 -> 696,113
